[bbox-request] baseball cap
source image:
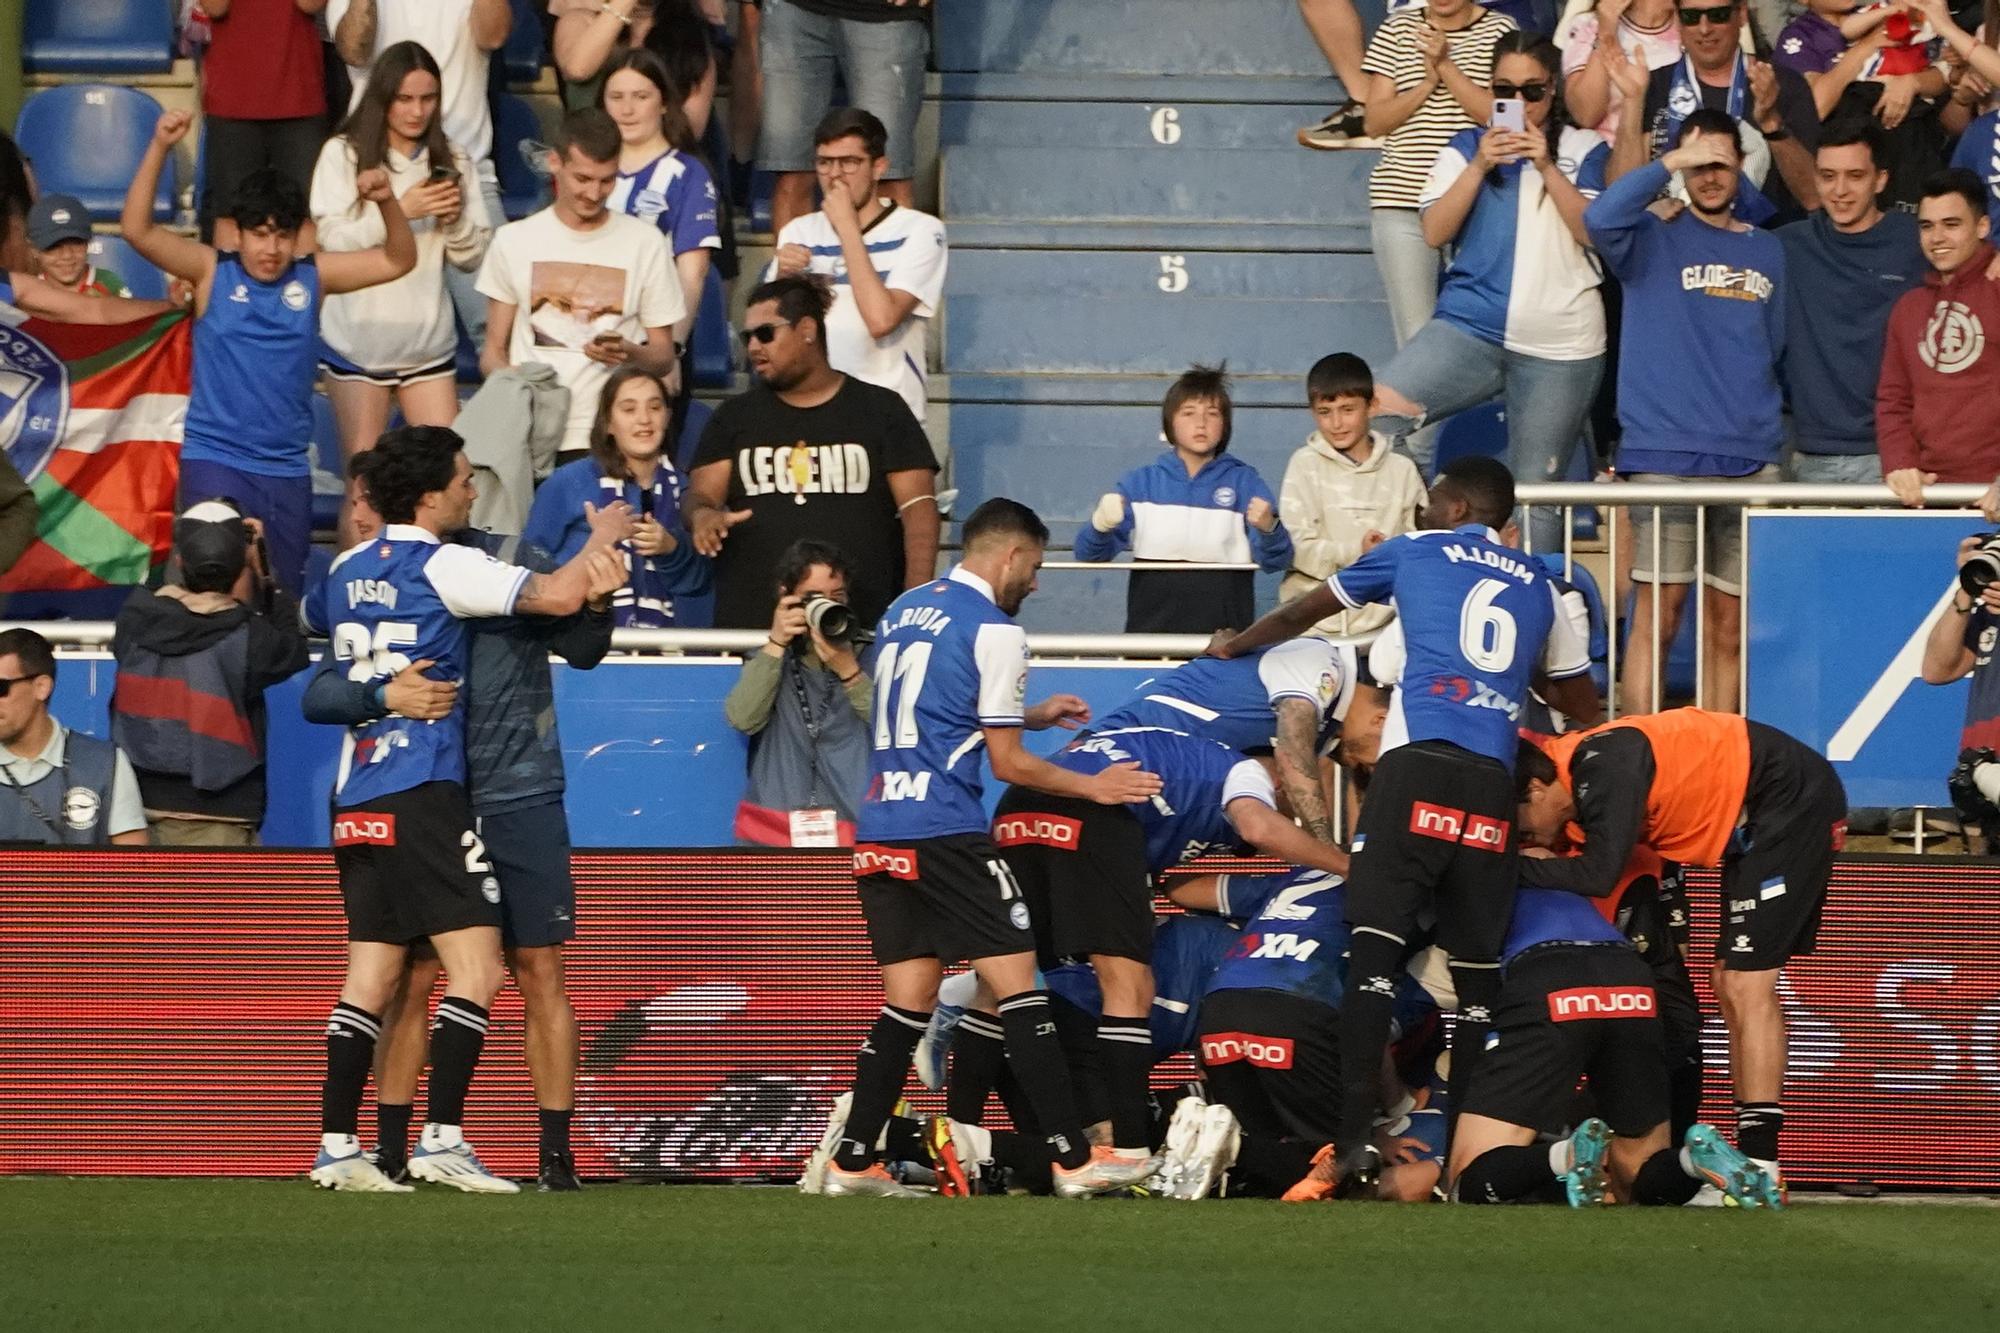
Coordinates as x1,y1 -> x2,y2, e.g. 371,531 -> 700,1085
174,499 -> 249,589
26,194 -> 91,252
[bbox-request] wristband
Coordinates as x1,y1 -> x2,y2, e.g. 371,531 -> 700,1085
767,636 -> 787,651
1761,125 -> 1790,142
838,669 -> 862,685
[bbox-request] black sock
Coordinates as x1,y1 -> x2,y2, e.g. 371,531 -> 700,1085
539,1107 -> 573,1158
1097,1018 -> 1154,1150
376,1102 -> 412,1159
1232,1133 -> 1322,1197
1633,1146 -> 1705,1205
1669,1056 -> 1704,1142
1736,1102 -> 1783,1162
832,1004 -> 928,1172
425,996 -> 490,1129
1445,960 -> 1502,1143
946,1011 -> 1006,1124
1455,1144 -> 1557,1204
987,1128 -> 1055,1194
1336,932 -> 1404,1154
997,990 -> 1091,1170
883,1113 -> 927,1163
321,1003 -> 380,1136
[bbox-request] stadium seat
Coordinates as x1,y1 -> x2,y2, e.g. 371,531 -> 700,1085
309,394 -> 342,533
16,85 -> 174,220
24,0 -> 174,75
455,324 -> 482,385
492,93 -> 547,220
502,0 -> 546,84
1431,402 -> 1510,473
84,235 -> 169,301
691,264 -> 732,388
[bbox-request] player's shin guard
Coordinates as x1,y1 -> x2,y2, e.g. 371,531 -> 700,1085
1445,959 -> 1502,1135
946,1011 -> 1006,1124
1454,1145 -> 1558,1204
833,1004 -> 930,1172
1632,1147 -> 1705,1205
1097,1019 -> 1154,1151
425,997 -> 490,1129
997,990 -> 1093,1171
1736,1102 -> 1783,1164
321,1002 -> 381,1136
1336,930 -> 1405,1154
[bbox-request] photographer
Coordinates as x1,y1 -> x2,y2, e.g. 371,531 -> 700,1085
1923,531 -> 2000,848
110,500 -> 310,845
724,540 -> 872,847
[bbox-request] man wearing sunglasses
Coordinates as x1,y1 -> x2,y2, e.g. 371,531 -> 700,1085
686,273 -> 939,632
0,628 -> 149,846
771,108 -> 947,433
1609,0 -> 1822,225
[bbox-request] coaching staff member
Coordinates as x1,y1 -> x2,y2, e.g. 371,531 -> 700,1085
0,628 -> 148,845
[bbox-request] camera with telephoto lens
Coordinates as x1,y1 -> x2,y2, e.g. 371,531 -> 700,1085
800,593 -> 870,647
1949,747 -> 2000,844
1961,533 -> 2000,599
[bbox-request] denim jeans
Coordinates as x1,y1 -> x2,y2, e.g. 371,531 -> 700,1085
1374,318 -> 1604,553
1369,207 -> 1442,348
1787,451 -> 1881,484
760,0 -> 929,178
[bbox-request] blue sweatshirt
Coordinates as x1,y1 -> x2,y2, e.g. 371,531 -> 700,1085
1586,160 -> 1789,469
523,457 -> 710,628
1950,110 -> 2000,233
1074,450 -> 1292,635
1776,209 -> 1922,456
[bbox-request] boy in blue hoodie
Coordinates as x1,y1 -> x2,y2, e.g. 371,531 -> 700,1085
1075,365 -> 1293,634
1586,107 -> 1788,716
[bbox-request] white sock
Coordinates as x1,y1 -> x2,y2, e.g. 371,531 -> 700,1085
1549,1140 -> 1573,1175
421,1122 -> 464,1151
321,1132 -> 360,1157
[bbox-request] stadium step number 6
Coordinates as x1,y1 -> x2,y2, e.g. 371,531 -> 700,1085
873,642 -> 933,749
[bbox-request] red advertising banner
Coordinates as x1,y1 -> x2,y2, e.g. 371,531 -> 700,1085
1,850 -> 1998,1189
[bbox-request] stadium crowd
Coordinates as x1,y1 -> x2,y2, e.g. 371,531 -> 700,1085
0,0 -> 1996,1203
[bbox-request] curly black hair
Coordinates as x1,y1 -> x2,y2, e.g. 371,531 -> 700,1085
349,426 -> 464,525
228,167 -> 309,234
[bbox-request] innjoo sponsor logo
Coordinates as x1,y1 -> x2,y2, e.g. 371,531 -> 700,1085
1462,813 -> 1509,852
1410,801 -> 1464,842
1546,985 -> 1656,1021
992,814 -> 1082,851
331,814 -> 396,847
852,844 -> 919,881
1198,1032 -> 1296,1069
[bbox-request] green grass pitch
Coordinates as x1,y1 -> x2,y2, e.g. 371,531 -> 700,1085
5,1180 -> 1998,1331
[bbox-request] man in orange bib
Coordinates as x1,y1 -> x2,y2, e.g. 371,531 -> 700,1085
1513,709 -> 1846,1195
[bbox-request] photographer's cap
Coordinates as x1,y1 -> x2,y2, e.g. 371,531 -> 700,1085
27,194 -> 91,251
174,498 -> 248,587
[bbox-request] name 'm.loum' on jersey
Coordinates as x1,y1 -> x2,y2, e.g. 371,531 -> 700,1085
309,525 -> 536,808
1093,637 -> 1360,754
1328,526 -> 1590,768
1041,727 -> 1275,872
857,567 -> 1031,843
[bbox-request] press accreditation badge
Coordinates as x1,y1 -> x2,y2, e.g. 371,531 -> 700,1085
790,807 -> 841,847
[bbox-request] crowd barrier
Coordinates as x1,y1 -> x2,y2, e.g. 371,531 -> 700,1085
2,848 -> 1996,1189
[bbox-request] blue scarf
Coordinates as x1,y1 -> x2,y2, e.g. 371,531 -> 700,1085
597,466 -> 689,628
1661,52 -> 1776,225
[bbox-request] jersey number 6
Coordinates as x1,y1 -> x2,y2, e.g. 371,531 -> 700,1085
1460,578 -> 1519,674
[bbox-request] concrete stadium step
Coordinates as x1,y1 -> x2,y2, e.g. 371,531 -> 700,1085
943,250 -> 1391,376
935,0 -> 1389,78
938,73 -> 1346,106
943,143 -> 1376,230
939,98 -> 1348,151
945,220 -> 1370,252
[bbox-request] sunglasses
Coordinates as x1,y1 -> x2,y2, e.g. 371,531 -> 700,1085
739,319 -> 797,347
1678,4 -> 1738,25
0,674 -> 44,694
1491,81 -> 1551,102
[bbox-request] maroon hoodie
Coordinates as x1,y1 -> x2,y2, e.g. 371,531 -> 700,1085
1877,243 -> 2000,482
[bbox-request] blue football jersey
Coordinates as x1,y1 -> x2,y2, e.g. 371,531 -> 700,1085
1092,638 -> 1360,754
1502,887 -> 1630,966
1050,727 -> 1274,873
313,525 -> 533,807
1328,526 -> 1590,768
1045,911 -> 1244,1061
857,568 -> 1030,843
1205,868 -> 1349,1006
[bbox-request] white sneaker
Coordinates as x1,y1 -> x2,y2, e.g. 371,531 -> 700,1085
1053,1145 -> 1161,1198
407,1138 -> 521,1194
310,1145 -> 414,1193
798,1092 -> 852,1195
1153,1094 -> 1208,1200
1175,1103 -> 1242,1201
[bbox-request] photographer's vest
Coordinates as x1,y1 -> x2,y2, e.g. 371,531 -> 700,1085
733,655 -> 871,847
0,727 -> 119,844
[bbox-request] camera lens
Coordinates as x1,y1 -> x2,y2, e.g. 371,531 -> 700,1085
1961,535 -> 2000,598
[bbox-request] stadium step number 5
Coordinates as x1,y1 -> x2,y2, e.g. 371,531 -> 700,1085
873,642 -> 932,749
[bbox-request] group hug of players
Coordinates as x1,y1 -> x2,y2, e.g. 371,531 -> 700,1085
817,456 -> 1846,1207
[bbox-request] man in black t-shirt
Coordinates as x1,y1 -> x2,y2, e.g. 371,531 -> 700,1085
685,274 -> 939,629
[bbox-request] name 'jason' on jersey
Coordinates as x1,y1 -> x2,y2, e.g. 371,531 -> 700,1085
735,443 -> 874,497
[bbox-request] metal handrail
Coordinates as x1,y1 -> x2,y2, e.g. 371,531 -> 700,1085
1517,482 -> 1989,506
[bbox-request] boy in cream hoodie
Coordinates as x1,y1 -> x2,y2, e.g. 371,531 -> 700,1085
1277,354 -> 1425,636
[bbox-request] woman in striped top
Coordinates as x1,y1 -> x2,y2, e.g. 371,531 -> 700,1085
1361,0 -> 1518,346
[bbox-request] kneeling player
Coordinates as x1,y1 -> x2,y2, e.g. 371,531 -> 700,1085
1448,886 -> 1780,1208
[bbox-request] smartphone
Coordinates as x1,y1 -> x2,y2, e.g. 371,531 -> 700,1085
428,165 -> 459,186
1492,97 -> 1526,133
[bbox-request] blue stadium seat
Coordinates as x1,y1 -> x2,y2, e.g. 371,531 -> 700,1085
455,324 -> 482,384
84,234 -> 168,300
24,0 -> 174,75
16,85 -> 174,220
1431,402 -> 1509,472
309,394 -> 342,533
502,0 -> 546,84
492,93 -> 546,220
691,264 -> 732,388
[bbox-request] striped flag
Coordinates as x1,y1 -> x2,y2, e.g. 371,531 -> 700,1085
0,310 -> 192,593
